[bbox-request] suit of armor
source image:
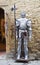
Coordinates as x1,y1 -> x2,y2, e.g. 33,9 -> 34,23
16,12 -> 32,60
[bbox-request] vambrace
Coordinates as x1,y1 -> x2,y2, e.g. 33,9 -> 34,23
16,20 -> 20,39
27,20 -> 32,41
28,27 -> 32,41
16,26 -> 19,39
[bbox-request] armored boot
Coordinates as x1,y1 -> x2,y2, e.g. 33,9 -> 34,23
17,55 -> 20,59
25,55 -> 28,60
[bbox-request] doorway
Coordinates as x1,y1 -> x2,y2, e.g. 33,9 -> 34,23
0,8 -> 6,52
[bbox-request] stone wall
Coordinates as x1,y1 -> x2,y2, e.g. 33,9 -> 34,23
0,0 -> 40,59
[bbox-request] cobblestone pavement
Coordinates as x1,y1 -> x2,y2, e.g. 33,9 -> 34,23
0,54 -> 40,65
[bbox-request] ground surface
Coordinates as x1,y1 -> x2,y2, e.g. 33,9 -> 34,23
0,53 -> 40,65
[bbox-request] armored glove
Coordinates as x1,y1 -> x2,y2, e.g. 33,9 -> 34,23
29,36 -> 32,41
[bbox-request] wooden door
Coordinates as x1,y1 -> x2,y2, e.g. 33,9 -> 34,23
0,8 -> 6,51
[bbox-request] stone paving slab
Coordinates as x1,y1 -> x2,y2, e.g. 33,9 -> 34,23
0,54 -> 40,65
0,59 -> 40,65
0,54 -> 6,59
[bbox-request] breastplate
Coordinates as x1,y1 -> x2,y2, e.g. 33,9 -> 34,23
19,20 -> 27,29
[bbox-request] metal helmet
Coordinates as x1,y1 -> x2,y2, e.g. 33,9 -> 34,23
21,11 -> 26,18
